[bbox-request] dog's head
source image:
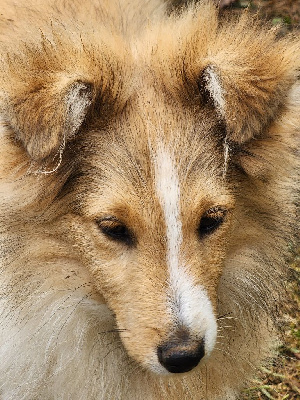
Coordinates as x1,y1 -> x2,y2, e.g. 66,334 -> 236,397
1,5 -> 299,375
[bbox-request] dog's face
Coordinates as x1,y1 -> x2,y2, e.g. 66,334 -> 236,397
57,92 -> 235,374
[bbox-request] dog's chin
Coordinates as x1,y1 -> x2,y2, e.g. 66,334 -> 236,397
146,360 -> 171,375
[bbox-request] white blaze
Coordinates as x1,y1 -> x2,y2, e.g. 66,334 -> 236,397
154,144 -> 217,355
154,146 -> 182,287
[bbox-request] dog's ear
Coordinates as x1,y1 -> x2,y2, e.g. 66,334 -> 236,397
4,76 -> 94,163
201,62 -> 294,144
199,36 -> 298,144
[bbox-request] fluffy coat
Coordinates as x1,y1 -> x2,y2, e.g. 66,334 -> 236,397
0,1 -> 299,399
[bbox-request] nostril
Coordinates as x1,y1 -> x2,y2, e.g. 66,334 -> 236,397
157,339 -> 205,373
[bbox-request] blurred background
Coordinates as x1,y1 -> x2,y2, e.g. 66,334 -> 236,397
220,0 -> 299,29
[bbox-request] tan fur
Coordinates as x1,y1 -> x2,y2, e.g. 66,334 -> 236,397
0,1 -> 299,399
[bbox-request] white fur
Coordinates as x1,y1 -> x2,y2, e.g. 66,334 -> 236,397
65,81 -> 94,138
153,144 -> 217,356
204,65 -> 225,116
204,66 -> 229,176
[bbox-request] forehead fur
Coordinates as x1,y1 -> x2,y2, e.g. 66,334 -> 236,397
66,108 -> 228,219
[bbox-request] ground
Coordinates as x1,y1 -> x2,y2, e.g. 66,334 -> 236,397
220,0 -> 300,28
240,254 -> 300,400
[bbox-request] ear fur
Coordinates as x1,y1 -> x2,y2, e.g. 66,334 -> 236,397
202,60 -> 297,144
198,16 -> 300,144
4,77 -> 94,163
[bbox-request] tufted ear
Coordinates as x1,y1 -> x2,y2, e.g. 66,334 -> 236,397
3,77 -> 94,163
201,46 -> 298,144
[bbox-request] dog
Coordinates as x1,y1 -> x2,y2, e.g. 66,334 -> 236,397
0,0 -> 299,399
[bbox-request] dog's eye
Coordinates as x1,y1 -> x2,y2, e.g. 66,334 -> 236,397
198,207 -> 227,237
97,218 -> 134,246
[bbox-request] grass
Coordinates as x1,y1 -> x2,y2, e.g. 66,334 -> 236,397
241,256 -> 300,399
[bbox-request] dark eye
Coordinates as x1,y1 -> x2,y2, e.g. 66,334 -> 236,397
97,217 -> 134,246
198,207 -> 227,237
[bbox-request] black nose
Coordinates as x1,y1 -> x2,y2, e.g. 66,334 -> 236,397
157,338 -> 205,373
